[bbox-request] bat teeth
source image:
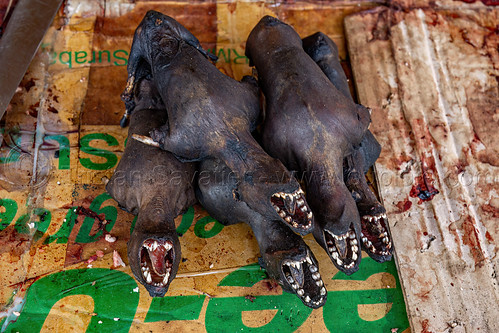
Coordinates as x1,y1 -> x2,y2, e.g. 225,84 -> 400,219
309,265 -> 318,273
297,289 -> 304,296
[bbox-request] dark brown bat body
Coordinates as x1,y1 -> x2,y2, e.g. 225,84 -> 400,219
196,158 -> 327,308
121,11 -> 314,235
303,32 -> 393,262
107,78 -> 196,297
246,16 -> 372,274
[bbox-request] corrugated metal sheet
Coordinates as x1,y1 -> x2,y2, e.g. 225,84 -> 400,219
346,6 -> 499,333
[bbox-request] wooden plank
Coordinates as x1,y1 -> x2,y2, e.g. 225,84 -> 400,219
346,6 -> 499,333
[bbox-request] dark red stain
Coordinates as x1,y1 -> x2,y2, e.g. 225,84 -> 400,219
454,0 -> 499,5
47,106 -> 59,114
409,119 -> 440,204
263,280 -> 279,292
24,78 -> 37,92
462,215 -> 486,268
421,319 -> 434,333
27,101 -> 40,118
410,174 -> 439,203
485,231 -> 494,243
395,197 -> 413,212
244,295 -> 256,302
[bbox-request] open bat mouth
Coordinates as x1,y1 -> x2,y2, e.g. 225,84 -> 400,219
324,223 -> 361,273
361,213 -> 393,260
271,188 -> 313,233
281,251 -> 327,308
140,238 -> 174,288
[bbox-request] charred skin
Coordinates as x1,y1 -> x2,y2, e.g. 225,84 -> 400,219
107,78 -> 196,297
246,17 -> 373,274
121,11 -> 313,235
197,158 -> 327,308
303,32 -> 393,262
344,134 -> 393,262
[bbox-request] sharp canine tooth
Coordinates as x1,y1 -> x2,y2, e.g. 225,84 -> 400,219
306,257 -> 312,264
146,272 -> 152,284
321,287 -> 327,295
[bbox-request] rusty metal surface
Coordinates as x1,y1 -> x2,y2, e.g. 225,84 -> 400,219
345,6 -> 499,333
